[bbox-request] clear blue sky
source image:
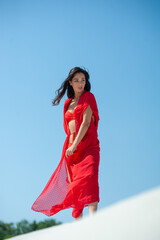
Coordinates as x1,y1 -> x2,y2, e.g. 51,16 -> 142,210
0,0 -> 160,224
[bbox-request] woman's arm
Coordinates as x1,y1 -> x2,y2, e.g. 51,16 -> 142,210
73,105 -> 92,148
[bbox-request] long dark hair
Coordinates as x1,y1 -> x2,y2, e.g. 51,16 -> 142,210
52,66 -> 91,106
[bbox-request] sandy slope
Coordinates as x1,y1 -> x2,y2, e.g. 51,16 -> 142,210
10,186 -> 160,240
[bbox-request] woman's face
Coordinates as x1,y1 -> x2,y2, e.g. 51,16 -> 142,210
69,72 -> 86,94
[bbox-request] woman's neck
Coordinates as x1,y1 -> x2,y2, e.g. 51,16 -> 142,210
74,90 -> 85,100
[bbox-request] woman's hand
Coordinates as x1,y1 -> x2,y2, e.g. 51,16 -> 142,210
65,144 -> 76,158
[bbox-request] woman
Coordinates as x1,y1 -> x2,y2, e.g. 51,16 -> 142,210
31,66 -> 100,220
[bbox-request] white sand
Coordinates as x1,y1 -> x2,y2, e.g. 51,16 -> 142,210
10,186 -> 160,240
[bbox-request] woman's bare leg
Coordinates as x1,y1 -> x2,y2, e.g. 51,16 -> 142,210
88,201 -> 98,215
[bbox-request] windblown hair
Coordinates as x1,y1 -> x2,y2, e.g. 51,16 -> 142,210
52,66 -> 91,106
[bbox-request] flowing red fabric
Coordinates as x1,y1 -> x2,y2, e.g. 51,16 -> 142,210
31,90 -> 100,218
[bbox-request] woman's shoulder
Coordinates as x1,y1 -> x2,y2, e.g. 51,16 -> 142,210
84,90 -> 95,97
84,91 -> 96,101
64,98 -> 71,104
64,97 -> 72,110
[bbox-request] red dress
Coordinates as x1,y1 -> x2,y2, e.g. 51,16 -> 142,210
31,90 -> 100,218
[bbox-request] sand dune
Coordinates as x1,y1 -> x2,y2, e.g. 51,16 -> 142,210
10,186 -> 160,240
